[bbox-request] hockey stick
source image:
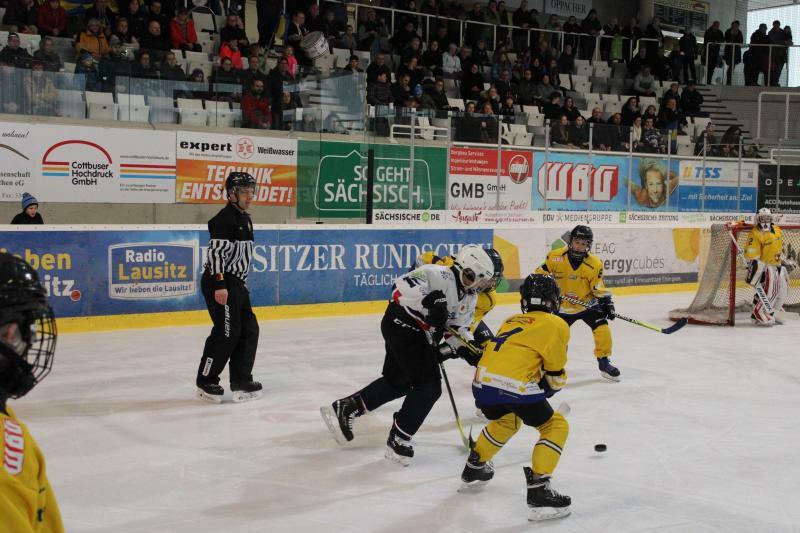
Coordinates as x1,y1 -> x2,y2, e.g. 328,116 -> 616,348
445,327 -> 483,356
439,361 -> 474,450
561,295 -> 688,334
727,229 -> 774,314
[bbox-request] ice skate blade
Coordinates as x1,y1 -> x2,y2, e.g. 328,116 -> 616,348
527,505 -> 571,521
320,405 -> 350,446
384,446 -> 411,466
600,371 -> 620,382
196,388 -> 223,404
231,389 -> 263,403
458,479 -> 489,492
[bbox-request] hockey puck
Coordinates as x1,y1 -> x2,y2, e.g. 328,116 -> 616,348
594,444 -> 607,452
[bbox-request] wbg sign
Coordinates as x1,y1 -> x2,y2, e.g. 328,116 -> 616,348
537,162 -> 619,202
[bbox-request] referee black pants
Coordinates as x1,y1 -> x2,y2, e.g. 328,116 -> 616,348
196,272 -> 259,387
357,303 -> 442,437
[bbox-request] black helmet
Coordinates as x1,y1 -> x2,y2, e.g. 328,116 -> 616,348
568,224 -> 593,261
485,248 -> 504,291
225,172 -> 257,195
0,253 -> 57,399
520,274 -> 560,314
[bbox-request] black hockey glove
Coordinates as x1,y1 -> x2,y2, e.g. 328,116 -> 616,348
422,290 -> 448,330
598,296 -> 615,321
437,343 -> 483,366
538,377 -> 557,398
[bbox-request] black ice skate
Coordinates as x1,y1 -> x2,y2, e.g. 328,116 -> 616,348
231,381 -> 263,403
385,420 -> 414,466
459,450 -> 494,491
196,382 -> 224,404
320,394 -> 365,445
598,357 -> 621,382
524,467 -> 571,521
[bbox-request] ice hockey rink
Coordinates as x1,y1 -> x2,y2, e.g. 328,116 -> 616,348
14,291 -> 800,532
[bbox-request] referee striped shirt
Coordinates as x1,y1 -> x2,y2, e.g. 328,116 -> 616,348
204,203 -> 254,289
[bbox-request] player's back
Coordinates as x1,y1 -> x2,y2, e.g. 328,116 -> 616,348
0,407 -> 63,533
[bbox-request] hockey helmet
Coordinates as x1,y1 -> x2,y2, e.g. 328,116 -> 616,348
225,172 -> 257,197
0,252 -> 57,399
454,245 -> 495,293
756,207 -> 772,230
520,274 -> 561,314
485,248 -> 504,291
568,225 -> 593,261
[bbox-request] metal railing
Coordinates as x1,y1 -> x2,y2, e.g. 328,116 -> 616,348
703,41 -> 799,87
756,91 -> 800,140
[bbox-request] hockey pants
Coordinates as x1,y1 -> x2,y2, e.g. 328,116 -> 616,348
474,401 -> 569,476
197,272 -> 259,386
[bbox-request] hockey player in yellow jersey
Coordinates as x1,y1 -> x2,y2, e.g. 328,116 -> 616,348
535,225 -> 620,381
742,208 -> 794,325
415,248 -> 504,347
459,274 -> 571,521
0,252 -> 62,533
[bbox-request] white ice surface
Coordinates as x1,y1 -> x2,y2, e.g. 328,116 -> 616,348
13,292 -> 800,533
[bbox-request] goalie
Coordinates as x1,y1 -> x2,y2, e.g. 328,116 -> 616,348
743,208 -> 793,326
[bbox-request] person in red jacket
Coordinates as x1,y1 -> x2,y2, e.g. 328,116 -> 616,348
170,7 -> 201,52
241,79 -> 271,129
219,36 -> 243,69
36,0 -> 66,37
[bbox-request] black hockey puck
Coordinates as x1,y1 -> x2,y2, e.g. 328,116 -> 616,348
594,444 -> 607,452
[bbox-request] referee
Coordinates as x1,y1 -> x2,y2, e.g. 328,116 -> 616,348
196,172 -> 262,403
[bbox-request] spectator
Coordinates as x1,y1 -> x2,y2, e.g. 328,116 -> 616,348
397,0 -> 421,31
545,57 -> 562,89
338,25 -> 357,50
24,60 -> 57,116
621,96 -> 640,126
477,100 -> 498,143
631,115 -> 642,148
275,91 -> 297,130
75,51 -> 100,90
367,71 -> 392,106
159,51 -> 186,80
391,20 -> 421,51
678,27 -> 697,83
621,16 -> 641,62
569,115 -> 589,148
305,2 -> 323,33
768,20 -> 788,86
266,57 -> 291,111
466,3 -> 485,47
606,112 -> 630,151
0,32 -> 32,67
601,17 -> 620,61
561,95 -> 581,121
139,21 -> 170,60
499,94 -> 516,124
147,0 -> 169,33
628,47 -> 647,77
557,43 -> 575,74
37,0 -> 67,38
341,54 -> 362,74
580,9 -> 601,60
642,104 -> 657,123
533,73 -> 555,103
473,39 -> 489,66
241,78 -> 271,129
494,69 -> 513,99
420,0 -> 440,16
633,65 -> 656,96
704,20 -> 724,84
651,47 -> 671,80
420,78 -> 449,111
661,82 -> 681,108
11,193 -> 43,224
484,0 -> 501,37
680,80 -> 704,116
1,0 -> 37,34
322,10 -> 344,44
366,52 -> 391,85
33,37 -> 62,72
85,0 -> 114,36
546,14 -> 561,49
391,72 -> 413,106
541,91 -> 562,121
221,13 -> 249,51
422,40 -> 443,75
748,23 -> 770,85
283,45 -> 298,78
724,21 -> 744,85
219,37 -> 243,69
113,17 -> 137,45
512,0 -> 532,52
170,8 -> 201,52
529,56 -> 545,83
126,0 -> 148,40
211,56 -> 241,87
398,56 -> 423,88
694,122 -> 718,156
461,61 -> 483,100
516,68 -> 537,105
99,36 -> 131,85
657,96 -> 686,133
562,15 -> 580,51
639,116 -> 664,153
551,114 -> 571,147
480,85 -> 501,114
77,18 -> 110,61
240,55 -> 266,93
357,9 -> 386,53
720,125 -> 742,157
593,112 -> 619,151
432,25 -> 454,51
187,67 -> 207,99
400,36 -> 422,65
132,49 -> 157,78
644,16 -> 663,58
587,106 -> 604,124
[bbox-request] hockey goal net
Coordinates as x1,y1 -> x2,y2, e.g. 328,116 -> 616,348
669,223 -> 800,325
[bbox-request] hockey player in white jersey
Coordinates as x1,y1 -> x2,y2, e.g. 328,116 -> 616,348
321,245 -> 495,465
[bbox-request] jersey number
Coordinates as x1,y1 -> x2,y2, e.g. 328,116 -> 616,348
491,327 -> 523,352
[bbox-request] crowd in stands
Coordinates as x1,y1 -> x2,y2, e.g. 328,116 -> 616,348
0,0 -> 792,145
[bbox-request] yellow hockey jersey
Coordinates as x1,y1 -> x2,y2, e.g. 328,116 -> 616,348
744,225 -> 784,266
0,407 -> 63,533
415,252 -> 497,325
473,311 -> 570,404
535,247 -> 609,314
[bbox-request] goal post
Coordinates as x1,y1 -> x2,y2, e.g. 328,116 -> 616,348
669,223 -> 800,326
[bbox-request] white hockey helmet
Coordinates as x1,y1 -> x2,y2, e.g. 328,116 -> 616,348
756,207 -> 772,230
454,245 -> 495,293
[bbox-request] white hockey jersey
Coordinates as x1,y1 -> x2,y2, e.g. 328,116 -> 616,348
391,264 -> 477,339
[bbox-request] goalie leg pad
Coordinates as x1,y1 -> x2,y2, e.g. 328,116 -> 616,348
746,259 -> 766,287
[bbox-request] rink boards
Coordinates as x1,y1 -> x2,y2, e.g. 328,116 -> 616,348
0,223 -> 711,331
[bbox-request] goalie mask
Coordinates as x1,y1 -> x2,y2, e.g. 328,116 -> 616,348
0,252 -> 57,400
756,208 -> 772,231
454,245 -> 495,293
520,274 -> 561,314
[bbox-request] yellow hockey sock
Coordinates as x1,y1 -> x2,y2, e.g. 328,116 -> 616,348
473,413 -> 521,463
532,412 -> 569,476
593,323 -> 613,358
